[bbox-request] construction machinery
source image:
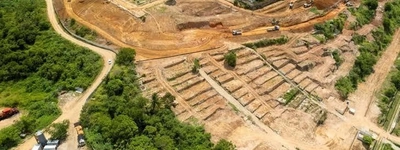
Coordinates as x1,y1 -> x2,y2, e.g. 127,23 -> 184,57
344,0 -> 353,7
267,25 -> 280,32
0,107 -> 19,120
74,122 -> 86,148
289,2 -> 294,9
232,30 -> 242,35
267,19 -> 280,32
303,0 -> 313,8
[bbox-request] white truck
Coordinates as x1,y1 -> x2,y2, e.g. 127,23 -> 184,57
232,30 -> 242,35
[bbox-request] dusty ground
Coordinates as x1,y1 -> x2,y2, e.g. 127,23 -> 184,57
57,0 -> 346,60
14,0 -> 400,150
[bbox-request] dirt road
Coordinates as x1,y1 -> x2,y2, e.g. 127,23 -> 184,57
243,3 -> 346,36
348,30 -> 400,121
14,0 -> 116,149
0,112 -> 21,130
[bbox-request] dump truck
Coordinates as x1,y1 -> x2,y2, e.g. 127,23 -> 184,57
289,2 -> 294,9
303,0 -> 313,8
232,30 -> 242,35
74,122 -> 86,147
267,25 -> 280,32
303,3 -> 311,8
0,107 -> 19,120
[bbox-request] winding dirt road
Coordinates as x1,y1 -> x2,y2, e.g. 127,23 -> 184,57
14,0 -> 116,149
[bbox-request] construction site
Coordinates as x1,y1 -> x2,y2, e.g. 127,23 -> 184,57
33,0 -> 400,149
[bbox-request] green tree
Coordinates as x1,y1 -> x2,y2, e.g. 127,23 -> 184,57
116,48 -> 136,65
105,79 -> 124,96
192,58 -> 200,73
128,135 -> 156,150
110,115 -> 138,143
224,51 -> 237,68
48,120 -> 69,141
150,93 -> 160,114
335,77 -> 354,98
213,139 -> 236,150
392,72 -> 400,90
362,135 -> 373,145
382,143 -> 394,150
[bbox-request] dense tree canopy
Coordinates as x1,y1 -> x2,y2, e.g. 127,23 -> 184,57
116,48 -> 136,65
81,49 -> 234,150
0,0 -> 101,149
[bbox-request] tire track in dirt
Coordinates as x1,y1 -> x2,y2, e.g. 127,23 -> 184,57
64,0 -> 226,60
348,30 -> 400,121
243,3 -> 346,36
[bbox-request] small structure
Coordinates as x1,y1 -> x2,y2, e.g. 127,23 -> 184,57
34,130 -> 47,147
289,2 -> 294,9
297,60 -> 315,71
43,145 -> 57,150
349,108 -> 356,115
46,140 -> 60,146
357,128 -> 377,141
31,144 -> 42,150
75,87 -> 84,94
32,131 -> 60,150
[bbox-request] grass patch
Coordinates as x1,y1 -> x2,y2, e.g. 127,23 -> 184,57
228,102 -> 239,113
310,7 -> 321,15
332,50 -> 343,67
243,35 -> 288,49
283,88 -> 299,105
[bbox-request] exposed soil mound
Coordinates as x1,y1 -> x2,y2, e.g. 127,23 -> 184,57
177,21 -> 227,31
314,0 -> 340,10
177,21 -> 210,30
209,21 -> 223,28
235,0 -> 280,10
179,2 -> 232,16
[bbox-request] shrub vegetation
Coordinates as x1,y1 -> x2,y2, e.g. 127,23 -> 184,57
224,51 -> 237,68
243,35 -> 288,49
80,49 -> 235,149
335,1 -> 400,98
0,0 -> 102,149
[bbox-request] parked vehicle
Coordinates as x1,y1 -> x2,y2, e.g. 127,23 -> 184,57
232,30 -> 242,35
267,25 -> 280,32
74,122 -> 86,147
0,107 -> 19,120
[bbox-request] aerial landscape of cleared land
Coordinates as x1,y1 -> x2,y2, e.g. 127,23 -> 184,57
2,0 -> 400,150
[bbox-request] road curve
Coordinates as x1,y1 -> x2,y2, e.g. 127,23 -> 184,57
14,0 -> 116,149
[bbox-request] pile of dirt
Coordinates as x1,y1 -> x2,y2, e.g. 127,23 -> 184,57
314,0 -> 341,10
177,21 -> 210,31
177,21 -> 227,31
235,0 -> 280,10
178,2 -> 232,16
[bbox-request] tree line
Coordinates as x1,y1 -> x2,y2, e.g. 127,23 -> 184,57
0,0 -> 102,149
335,1 -> 400,98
